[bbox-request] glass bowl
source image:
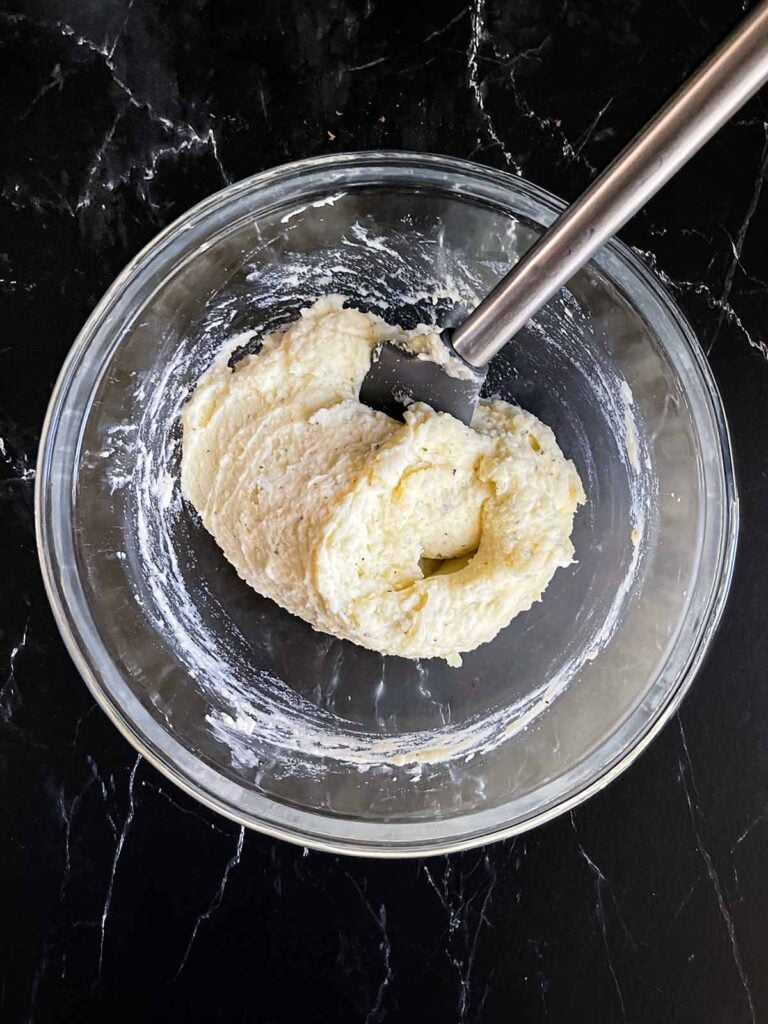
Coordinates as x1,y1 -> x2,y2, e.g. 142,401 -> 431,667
36,152 -> 737,857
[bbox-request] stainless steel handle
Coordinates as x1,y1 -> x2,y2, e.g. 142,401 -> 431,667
452,0 -> 768,367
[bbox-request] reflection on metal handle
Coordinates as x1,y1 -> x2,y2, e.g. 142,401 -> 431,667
452,0 -> 768,367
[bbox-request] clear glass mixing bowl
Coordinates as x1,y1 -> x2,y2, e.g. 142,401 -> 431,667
36,153 -> 737,856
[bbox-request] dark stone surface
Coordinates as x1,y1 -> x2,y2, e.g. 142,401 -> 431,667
2,1 -> 768,1020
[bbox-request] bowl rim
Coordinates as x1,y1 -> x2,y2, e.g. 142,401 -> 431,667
35,150 -> 739,857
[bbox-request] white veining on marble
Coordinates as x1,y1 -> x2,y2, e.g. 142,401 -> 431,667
633,230 -> 768,362
467,0 -> 522,174
0,10 -> 230,221
26,937 -> 51,1024
570,812 -> 627,1023
730,805 -> 768,854
421,850 -> 503,1021
343,872 -> 393,1023
172,826 -> 245,981
57,755 -> 109,900
141,779 -> 231,837
711,122 -> 768,358
677,719 -> 757,1024
97,754 -> 141,978
0,618 -> 29,724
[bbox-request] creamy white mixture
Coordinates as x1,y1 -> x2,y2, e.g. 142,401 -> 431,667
181,297 -> 585,666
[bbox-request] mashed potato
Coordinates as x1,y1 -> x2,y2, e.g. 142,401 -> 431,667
181,296 -> 584,666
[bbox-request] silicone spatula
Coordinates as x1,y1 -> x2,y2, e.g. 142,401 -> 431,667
360,0 -> 768,425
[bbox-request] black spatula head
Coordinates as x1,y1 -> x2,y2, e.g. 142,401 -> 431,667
359,335 -> 485,426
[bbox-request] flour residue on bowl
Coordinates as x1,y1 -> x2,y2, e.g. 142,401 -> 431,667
111,213 -> 654,779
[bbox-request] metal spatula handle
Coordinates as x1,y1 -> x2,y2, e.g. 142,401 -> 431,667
452,0 -> 768,368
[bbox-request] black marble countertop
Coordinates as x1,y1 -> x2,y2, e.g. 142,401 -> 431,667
3,1 -> 768,1020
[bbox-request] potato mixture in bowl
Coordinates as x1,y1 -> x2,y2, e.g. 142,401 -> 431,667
181,297 -> 585,666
